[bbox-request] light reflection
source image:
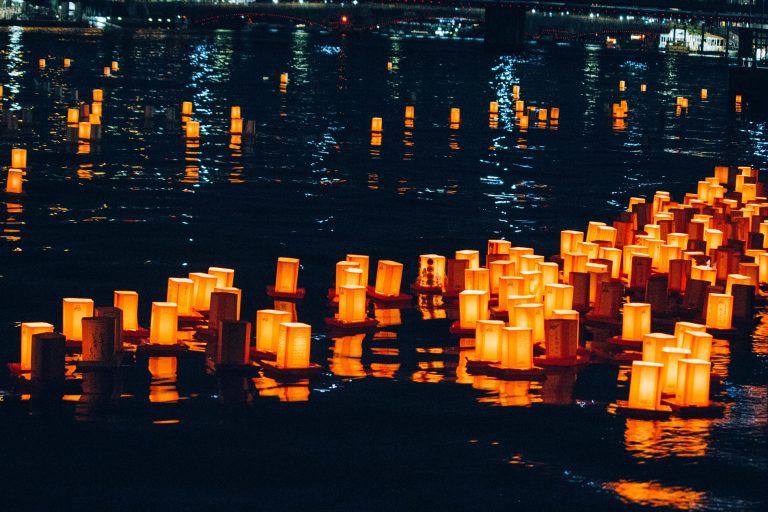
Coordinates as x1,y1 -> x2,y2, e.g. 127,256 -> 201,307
606,480 -> 704,510
253,375 -> 310,402
624,417 -> 712,460
148,357 -> 179,403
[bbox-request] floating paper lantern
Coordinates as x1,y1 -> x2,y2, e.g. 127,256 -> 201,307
5,169 -> 22,194
338,285 -> 367,323
458,290 -> 489,330
20,322 -> 54,370
31,332 -> 65,383
560,230 -> 584,258
640,84 -> 647,92
667,232 -> 689,250
345,254 -> 369,285
149,302 -> 178,345
500,327 -> 533,369
207,266 -> 235,288
186,121 -> 200,139
214,286 -> 241,319
673,321 -> 706,347
454,250 -> 479,269
701,88 -> 707,100
687,331 -> 713,361
465,268 -> 490,293
512,84 -> 520,97
544,318 -> 579,359
82,317 -> 116,362
519,115 -> 529,129
256,309 -> 291,354
563,252 -> 587,281
103,66 -> 110,77
276,322 -> 311,369
520,254 -> 545,273
498,276 -> 525,312
511,303 -> 545,343
272,257 -> 300,294
725,274 -> 751,296
374,260 -> 404,297
705,293 -> 733,329
622,303 -> 651,342
92,89 -> 103,102
661,347 -> 691,394
676,359 -> 712,406
113,290 -> 139,331
585,222 -> 604,243
64,58 -> 71,68
537,109 -> 547,122
111,60 -> 119,71
230,106 -> 241,120
544,284 -> 573,319
520,270 -> 542,300
371,117 -> 383,132
335,261 -> 360,296
231,118 -> 243,134
188,272 -> 217,310
62,298 -> 94,341
450,108 -> 460,124
405,105 -> 414,119
475,320 -> 504,362
488,260 -> 513,293
217,320 -> 250,365
515,100 -> 524,112
489,101 -> 499,114
78,122 -> 91,140
619,80 -> 625,91
758,252 -> 768,283
704,229 -> 723,253
167,277 -> 195,315
38,58 -> 45,69
280,73 -> 289,85
488,239 -> 511,257
416,254 -> 446,290
11,148 -> 27,170
641,333 -> 677,363
627,361 -> 663,411
182,101 -> 193,115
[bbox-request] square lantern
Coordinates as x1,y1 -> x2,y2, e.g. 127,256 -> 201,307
641,333 -> 677,363
214,286 -> 242,319
335,261 -> 360,296
725,274 -> 751,296
598,247 -> 622,279
338,285 -> 368,323
520,254 -> 545,273
563,252 -> 587,281
676,359 -> 712,407
544,284 -> 573,319
208,292 -> 239,330
276,322 -> 312,369
272,258 -> 300,294
586,221 -> 606,242
673,321 -> 706,347
596,225 -> 618,246
520,270 -> 543,300
661,347 -> 692,394
185,121 -> 200,139
487,239 -> 511,257
500,327 -> 533,370
560,230 -> 584,258
705,293 -> 733,329
544,318 -> 579,359
181,101 -> 193,115
114,290 -> 139,331
622,303 -> 651,342
538,262 -> 559,286
374,260 -> 404,297
497,276 -> 525,312
208,266 -> 235,288
5,169 -> 22,194
458,290 -> 489,330
488,260 -> 513,293
508,247 -> 534,271
167,277 -> 195,315
416,254 -> 446,290
687,331 -> 713,361
149,302 -> 178,345
20,322 -> 54,370
11,148 -> 26,170
455,250 -> 480,269
346,254 -> 370,285
256,309 -> 292,354
511,303 -> 545,343
465,268 -> 490,293
92,89 -> 103,102
217,320 -> 251,365
62,298 -> 94,341
627,361 -> 663,410
474,320 -> 505,362
189,272 -> 218,310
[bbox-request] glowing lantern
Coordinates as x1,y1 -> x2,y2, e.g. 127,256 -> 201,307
489,101 -> 499,114
488,239 -> 512,257
230,106 -> 241,119
338,285 -> 367,323
167,277 -> 195,315
563,252 -> 587,281
691,265 -> 716,285
641,333 -> 677,363
67,108 -> 79,125
519,115 -> 529,129
512,84 -> 520,97
627,361 -> 663,410
455,250 -> 479,269
280,73 -> 289,85
78,122 -> 91,140
5,169 -> 22,194
231,118 -> 243,134
149,302 -> 178,345
599,247 -> 622,279
704,229 -> 723,253
103,66 -> 110,76
758,252 -> 768,283
657,244 -> 681,273
465,268 -> 490,293
214,286 -> 241,319
515,100 -> 524,111
667,232 -> 689,249
276,322 -> 311,369
550,107 -> 560,120
499,327 -> 533,369
595,225 -> 617,246
725,274 -> 751,295
700,88 -> 707,100
586,221 -> 606,242
676,359 -> 712,406
458,290 -> 489,330
335,261 -> 360,296
346,254 -> 369,285
674,321 -> 706,347
272,258 -> 300,294
20,322 -> 54,370
405,105 -> 415,119
186,121 -> 200,139
11,148 -> 27,170
622,303 -> 651,342
82,317 -> 116,361
544,284 -> 573,319
38,58 -> 45,69
207,266 -> 235,288
619,80 -> 626,91
498,276 -> 525,311
64,58 -> 71,68
560,230 -> 584,258
474,320 -> 504,362
91,89 -> 103,102
208,291 -> 239,330
511,303 -> 545,343
113,291 -> 139,331
488,260 -> 512,292
111,60 -> 118,71
256,309 -> 291,354
89,113 -> 101,125
188,272 -> 218,310
450,108 -> 460,124
182,101 -> 193,115
374,260 -> 404,297
62,298 -> 94,341
705,293 -> 733,329
520,254 -> 544,273
661,347 -> 691,394
520,270 -> 542,300
538,262 -> 559,286
371,117 -> 383,132
537,109 -> 547,122
416,254 -> 446,290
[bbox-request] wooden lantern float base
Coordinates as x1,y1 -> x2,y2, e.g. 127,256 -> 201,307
136,342 -> 190,357
179,311 -> 206,326
122,327 -> 150,340
266,285 -> 306,300
324,317 -> 379,333
487,364 -> 546,380
661,399 -> 726,418
449,321 -> 475,336
366,286 -> 413,304
533,354 -> 590,367
409,283 -> 443,295
259,360 -> 324,381
608,336 -> 643,352
615,400 -> 673,419
250,348 -> 277,362
76,353 -> 129,371
210,360 -> 262,375
464,358 -> 498,373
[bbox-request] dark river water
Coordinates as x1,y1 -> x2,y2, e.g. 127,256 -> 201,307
0,27 -> 766,510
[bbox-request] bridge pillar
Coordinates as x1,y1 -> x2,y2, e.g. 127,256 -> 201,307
484,6 -> 526,53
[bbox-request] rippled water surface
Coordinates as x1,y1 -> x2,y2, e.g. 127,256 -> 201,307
0,27 -> 766,511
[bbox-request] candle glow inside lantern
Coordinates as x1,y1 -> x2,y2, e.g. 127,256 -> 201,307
627,361 -> 663,411
499,327 -> 533,370
371,117 -> 383,132
474,320 -> 505,362
67,108 -> 79,125
455,250 -> 480,269
458,290 -> 489,330
167,277 -> 195,315
182,101 -> 193,115
405,105 -> 415,119
62,298 -> 94,341
11,148 -> 26,169
186,121 -> 200,139
5,169 -> 22,194
488,260 -> 513,293
207,266 -> 235,288
544,284 -> 573,319
346,254 -> 370,285
498,276 -> 525,311
465,268 -> 490,293
641,332 -> 677,363
511,303 -> 545,343
450,108 -> 460,124
661,347 -> 692,394
725,274 -> 751,296
280,73 -> 289,85
338,285 -> 368,323
113,291 -> 139,331
78,121 -> 91,140
64,58 -> 71,68
256,309 -> 291,354
335,261 -> 360,296
687,331 -> 713,361
149,302 -> 178,345
20,322 -> 54,370
230,118 -> 243,134
622,303 -> 651,341
676,359 -> 712,407
92,88 -> 103,102
673,321 -> 706,347
273,257 -> 300,294
705,293 -> 733,329
416,254 -> 446,290
189,272 -> 218,310
276,322 -> 312,369
39,58 -> 45,68
374,260 -> 404,297
563,252 -> 587,281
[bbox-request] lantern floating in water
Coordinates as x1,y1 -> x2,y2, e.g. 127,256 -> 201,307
674,359 -> 712,407
149,302 -> 178,345
373,260 -> 407,299
674,321 -> 706,348
20,322 -> 54,371
620,303 -> 651,344
167,277 -> 195,316
64,58 -> 71,68
640,84 -> 647,92
498,327 -> 534,370
660,346 -> 692,395
345,254 -> 369,285
217,320 -> 251,366
78,121 -> 91,140
103,67 -> 110,77
387,61 -> 393,71
11,148 -> 26,170
5,169 -> 22,194
267,257 -> 304,298
465,267 -> 490,293
62,298 -> 94,341
82,317 -> 117,363
450,107 -> 460,125
92,89 -> 103,102
413,254 -> 446,292
455,249 -> 480,269
67,108 -> 79,125
38,58 -> 45,69
230,106 -> 241,120
489,101 -> 499,114
701,88 -> 708,100
276,322 -> 312,370
641,332 -> 677,363
205,266 -> 234,289
626,360 -> 664,411
371,117 -> 383,132
31,333 -> 66,383
454,290 -> 489,333
111,60 -> 119,71
705,293 -> 733,330
255,309 -> 292,356
473,320 -> 505,364
189,272 -> 217,310
336,285 -> 369,324
185,121 -> 200,139
280,73 -> 289,85
519,115 -> 529,129
182,101 -> 193,115
231,118 -> 243,134
511,303 -> 546,344
404,105 -> 415,120
114,290 -> 139,331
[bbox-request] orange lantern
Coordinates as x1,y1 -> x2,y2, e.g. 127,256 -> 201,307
450,107 -> 460,124
338,285 -> 367,323
62,298 -> 94,341
149,302 -> 178,345
688,331 -> 713,361
188,272 -> 217,310
273,258 -> 299,294
405,105 -> 415,119
458,290 -> 489,330
276,322 -> 311,369
474,320 -> 504,362
661,347 -> 692,394
673,321 -> 706,347
280,73 -> 289,85
455,249 -> 480,269
676,359 -> 711,406
92,89 -> 103,102
256,309 -> 291,354
374,260 -> 404,297
67,108 -> 79,125
511,303 -> 545,343
371,117 -> 383,132
499,327 -> 533,369
103,66 -> 110,77
705,293 -> 733,329
38,58 -> 46,69
11,148 -> 27,169
111,60 -> 119,71
346,254 -> 370,285
464,267 -> 490,293
64,58 -> 71,68
622,303 -> 651,341
230,118 -> 243,134
641,332 -> 677,363
182,101 -> 193,115
5,169 -> 22,194
167,277 -> 195,315
335,261 -> 360,296
214,286 -> 242,319
544,284 -> 573,319
20,322 -> 54,370
725,274 -> 751,296
114,290 -> 139,331
185,121 -> 200,139
498,276 -> 525,312
627,361 -> 663,410
230,106 -> 241,119
207,266 -> 235,288
560,230 -> 584,258
416,254 -> 446,290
